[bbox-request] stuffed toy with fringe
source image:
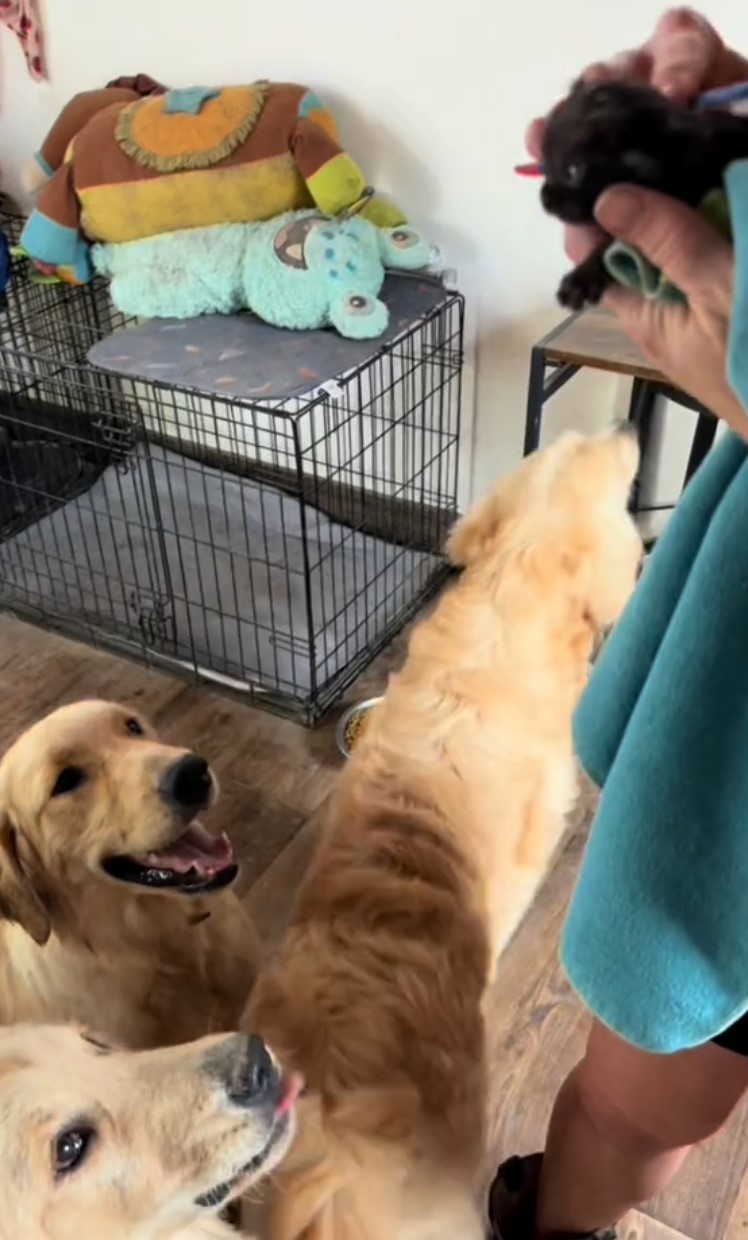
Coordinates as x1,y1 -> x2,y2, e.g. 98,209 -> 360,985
21,81 -> 406,285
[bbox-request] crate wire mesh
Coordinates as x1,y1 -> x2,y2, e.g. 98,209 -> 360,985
0,208 -> 464,722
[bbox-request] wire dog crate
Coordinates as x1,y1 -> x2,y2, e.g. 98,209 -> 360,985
0,209 -> 464,722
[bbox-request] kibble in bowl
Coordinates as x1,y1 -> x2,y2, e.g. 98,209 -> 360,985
335,697 -> 382,759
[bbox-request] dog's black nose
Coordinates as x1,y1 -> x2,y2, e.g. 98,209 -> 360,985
159,754 -> 212,812
227,1034 -> 278,1107
612,416 -> 639,441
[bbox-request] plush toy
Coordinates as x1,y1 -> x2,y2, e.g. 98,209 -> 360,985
22,77 -> 168,195
92,211 -> 433,340
21,81 -> 406,285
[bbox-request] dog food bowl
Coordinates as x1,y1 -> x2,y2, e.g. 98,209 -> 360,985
335,697 -> 382,759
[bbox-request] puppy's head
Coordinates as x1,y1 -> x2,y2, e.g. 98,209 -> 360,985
0,1024 -> 301,1237
0,700 -> 237,945
447,425 -> 642,631
541,79 -> 698,224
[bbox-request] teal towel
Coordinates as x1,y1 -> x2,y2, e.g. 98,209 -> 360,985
562,159 -> 748,1052
603,187 -> 732,303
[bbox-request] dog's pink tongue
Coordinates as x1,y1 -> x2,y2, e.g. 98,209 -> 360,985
142,825 -> 233,875
276,1072 -> 304,1118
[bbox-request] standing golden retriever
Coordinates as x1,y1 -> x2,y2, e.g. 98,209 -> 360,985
246,429 -> 642,1239
0,700 -> 259,1046
0,1022 -> 301,1238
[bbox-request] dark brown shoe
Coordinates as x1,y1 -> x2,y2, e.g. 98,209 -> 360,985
487,1153 -> 617,1240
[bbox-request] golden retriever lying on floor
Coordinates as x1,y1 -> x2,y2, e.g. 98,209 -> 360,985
0,700 -> 258,1047
0,1022 -> 301,1238
247,429 -> 642,1239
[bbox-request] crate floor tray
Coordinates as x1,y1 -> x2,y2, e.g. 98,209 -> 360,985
0,444 -> 437,694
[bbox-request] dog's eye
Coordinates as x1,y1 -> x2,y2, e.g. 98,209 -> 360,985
81,1032 -> 112,1055
51,767 -> 85,797
565,161 -> 583,186
125,717 -> 144,737
53,1126 -> 95,1177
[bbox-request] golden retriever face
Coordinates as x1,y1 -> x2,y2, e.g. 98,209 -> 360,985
0,1024 -> 300,1238
0,701 -> 238,946
447,426 -> 641,630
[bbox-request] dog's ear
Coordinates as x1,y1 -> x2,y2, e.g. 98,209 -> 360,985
0,815 -> 51,946
446,492 -> 507,568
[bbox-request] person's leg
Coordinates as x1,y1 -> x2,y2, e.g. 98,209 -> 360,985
490,1018 -> 748,1239
540,1020 -> 748,1235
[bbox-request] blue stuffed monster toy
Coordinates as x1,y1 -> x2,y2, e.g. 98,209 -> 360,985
93,211 -> 434,340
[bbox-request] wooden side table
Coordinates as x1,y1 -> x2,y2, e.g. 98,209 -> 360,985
524,308 -> 717,515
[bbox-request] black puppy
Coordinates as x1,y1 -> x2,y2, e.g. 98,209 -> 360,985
541,79 -> 748,310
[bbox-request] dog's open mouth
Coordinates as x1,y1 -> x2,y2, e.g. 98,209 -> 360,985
102,824 -> 238,893
195,1111 -> 292,1209
195,1074 -> 302,1210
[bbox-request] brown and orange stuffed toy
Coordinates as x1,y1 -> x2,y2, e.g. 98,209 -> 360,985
21,81 -> 406,285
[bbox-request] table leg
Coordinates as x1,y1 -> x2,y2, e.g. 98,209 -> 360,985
626,378 -> 658,513
523,346 -> 546,456
684,410 -> 717,485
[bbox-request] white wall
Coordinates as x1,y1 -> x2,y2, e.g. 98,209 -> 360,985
1,0 -> 746,500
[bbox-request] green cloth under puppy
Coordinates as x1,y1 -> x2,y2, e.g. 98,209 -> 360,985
562,159 -> 748,1053
603,188 -> 732,303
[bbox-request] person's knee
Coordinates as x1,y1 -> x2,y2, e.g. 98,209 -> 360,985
573,1062 -> 685,1157
574,1048 -> 733,1154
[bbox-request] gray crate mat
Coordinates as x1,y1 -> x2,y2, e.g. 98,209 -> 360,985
87,275 -> 448,401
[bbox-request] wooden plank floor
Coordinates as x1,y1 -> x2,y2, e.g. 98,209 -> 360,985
0,613 -> 745,1240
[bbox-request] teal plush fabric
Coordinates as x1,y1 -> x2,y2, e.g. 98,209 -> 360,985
727,161 -> 748,409
162,87 -> 220,115
604,237 -> 686,303
562,158 -> 748,1053
92,211 -> 432,340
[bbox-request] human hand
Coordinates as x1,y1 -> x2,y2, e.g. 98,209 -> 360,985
528,9 -> 748,261
591,185 -> 746,435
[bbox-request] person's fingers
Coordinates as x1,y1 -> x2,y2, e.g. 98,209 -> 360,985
602,285 -> 690,373
525,117 -> 544,160
528,9 -> 748,166
564,224 -> 602,264
709,44 -> 748,90
647,8 -> 718,98
651,7 -> 748,92
583,61 -> 613,85
605,48 -> 653,82
602,283 -> 653,340
607,290 -> 688,368
581,49 -> 652,87
594,186 -> 734,303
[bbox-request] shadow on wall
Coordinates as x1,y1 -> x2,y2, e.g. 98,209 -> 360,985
322,91 -> 479,263
470,312 -> 622,497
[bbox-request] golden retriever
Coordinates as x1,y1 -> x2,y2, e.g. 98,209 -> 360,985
246,428 -> 642,1239
0,1022 -> 301,1238
0,700 -> 259,1046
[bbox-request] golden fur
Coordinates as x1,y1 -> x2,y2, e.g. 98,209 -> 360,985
0,700 -> 258,1046
0,1023 -> 296,1238
247,429 -> 642,1239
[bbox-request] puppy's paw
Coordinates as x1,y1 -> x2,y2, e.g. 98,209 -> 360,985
557,253 -> 610,311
